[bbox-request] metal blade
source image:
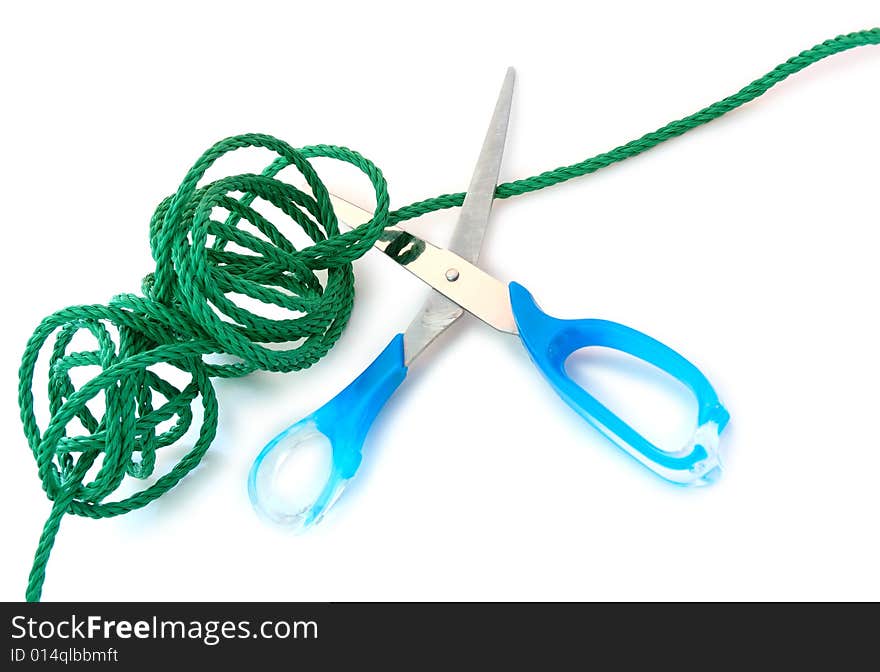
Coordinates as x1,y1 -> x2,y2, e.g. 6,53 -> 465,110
331,194 -> 517,336
448,66 -> 515,264
401,297 -> 463,365
384,225 -> 517,336
403,68 -> 514,362
326,69 -> 515,364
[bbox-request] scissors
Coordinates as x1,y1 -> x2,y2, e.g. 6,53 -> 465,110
248,68 -> 730,530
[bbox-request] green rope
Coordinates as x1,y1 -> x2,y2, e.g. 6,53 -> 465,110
20,28 -> 880,601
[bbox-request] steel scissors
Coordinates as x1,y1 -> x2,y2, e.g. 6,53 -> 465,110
248,69 -> 729,530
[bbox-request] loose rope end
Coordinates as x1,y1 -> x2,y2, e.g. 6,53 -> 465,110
26,496 -> 73,602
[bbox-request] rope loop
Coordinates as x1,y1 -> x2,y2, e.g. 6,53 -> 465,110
146,133 -> 392,374
20,135 -> 394,600
19,304 -> 218,517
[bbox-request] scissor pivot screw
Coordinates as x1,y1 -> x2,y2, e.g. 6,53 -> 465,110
445,268 -> 460,282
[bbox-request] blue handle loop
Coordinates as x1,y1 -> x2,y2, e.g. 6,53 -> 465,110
509,282 -> 729,485
248,334 -> 407,530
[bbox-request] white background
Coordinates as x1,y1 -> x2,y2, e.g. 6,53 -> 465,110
1,1 -> 878,602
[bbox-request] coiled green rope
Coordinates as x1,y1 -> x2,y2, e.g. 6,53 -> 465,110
20,28 -> 879,601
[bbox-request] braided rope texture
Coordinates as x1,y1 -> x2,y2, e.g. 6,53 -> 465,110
19,29 -> 879,601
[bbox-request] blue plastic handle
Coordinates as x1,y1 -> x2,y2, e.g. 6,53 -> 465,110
509,282 -> 729,485
248,334 -> 407,530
